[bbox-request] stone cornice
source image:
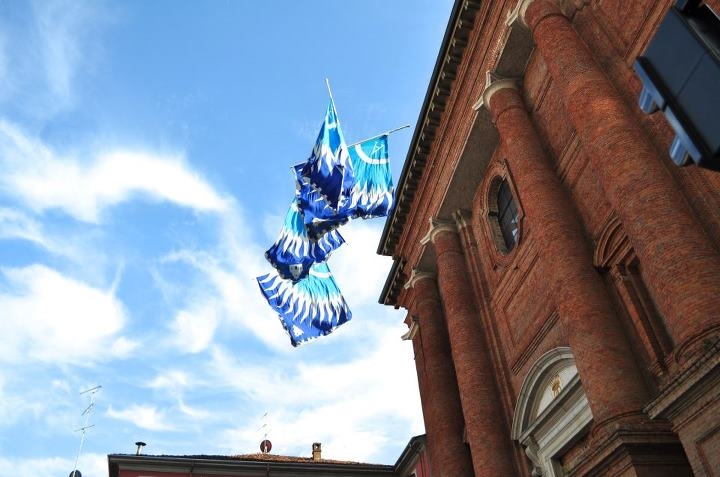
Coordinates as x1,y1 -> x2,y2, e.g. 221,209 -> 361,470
645,340 -> 720,423
377,0 -> 482,258
379,257 -> 406,307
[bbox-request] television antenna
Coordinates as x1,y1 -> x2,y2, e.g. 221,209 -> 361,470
70,385 -> 101,477
258,411 -> 272,453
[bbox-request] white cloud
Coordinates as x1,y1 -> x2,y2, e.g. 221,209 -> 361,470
138,217 -> 423,460
0,120 -> 229,222
208,326 -> 423,462
106,403 -> 175,431
169,304 -> 219,353
329,220 -> 395,305
0,206 -> 85,260
0,452 -> 107,477
147,370 -> 189,392
0,264 -> 136,364
177,399 -> 211,420
158,209 -> 292,352
0,207 -> 47,247
31,0 -> 107,108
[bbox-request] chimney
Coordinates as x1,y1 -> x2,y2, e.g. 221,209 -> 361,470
312,442 -> 322,461
135,441 -> 146,455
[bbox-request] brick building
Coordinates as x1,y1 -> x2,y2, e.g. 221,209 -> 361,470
378,1 -> 720,476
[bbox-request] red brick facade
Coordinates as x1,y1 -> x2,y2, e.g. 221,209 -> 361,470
379,1 -> 720,476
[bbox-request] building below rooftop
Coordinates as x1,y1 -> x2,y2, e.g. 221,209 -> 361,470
108,436 -> 430,477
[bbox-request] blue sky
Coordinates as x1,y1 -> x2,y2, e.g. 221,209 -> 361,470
0,1 -> 453,475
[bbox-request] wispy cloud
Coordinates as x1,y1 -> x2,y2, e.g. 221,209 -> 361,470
0,207 -> 47,246
0,0 -> 109,117
158,207 -> 292,352
208,325 -> 422,462
146,370 -> 190,393
142,212 -> 422,463
31,0 -> 108,109
169,304 -> 219,354
0,264 -> 136,364
0,120 -> 229,222
107,403 -> 175,431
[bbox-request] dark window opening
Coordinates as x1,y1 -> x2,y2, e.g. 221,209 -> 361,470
497,179 -> 518,252
634,0 -> 720,170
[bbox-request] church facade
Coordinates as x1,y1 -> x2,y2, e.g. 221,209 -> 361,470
378,1 -> 720,476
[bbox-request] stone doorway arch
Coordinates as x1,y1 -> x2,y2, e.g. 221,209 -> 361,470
512,347 -> 593,476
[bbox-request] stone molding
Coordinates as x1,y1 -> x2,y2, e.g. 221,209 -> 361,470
512,347 -> 593,477
400,316 -> 419,341
419,217 -> 457,246
646,340 -> 720,424
478,76 -> 521,111
452,209 -> 473,230
507,0 -> 536,28
403,269 -> 437,290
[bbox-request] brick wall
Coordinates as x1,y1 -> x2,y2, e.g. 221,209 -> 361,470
385,0 -> 720,475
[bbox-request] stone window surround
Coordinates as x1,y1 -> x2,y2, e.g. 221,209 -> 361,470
473,158 -> 525,269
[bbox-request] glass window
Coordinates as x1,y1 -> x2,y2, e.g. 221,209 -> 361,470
496,179 -> 518,251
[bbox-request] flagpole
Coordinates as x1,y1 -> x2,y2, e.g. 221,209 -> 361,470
348,125 -> 411,148
325,78 -> 336,106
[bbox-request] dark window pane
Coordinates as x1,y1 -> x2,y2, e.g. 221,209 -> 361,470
497,180 -> 518,251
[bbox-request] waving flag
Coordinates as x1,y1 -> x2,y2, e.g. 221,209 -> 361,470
296,134 -> 395,238
265,200 -> 345,281
298,99 -> 354,211
256,262 -> 352,347
295,163 -> 353,240
347,134 -> 394,218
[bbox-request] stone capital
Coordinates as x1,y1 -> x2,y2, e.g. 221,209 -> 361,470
403,268 -> 437,290
400,316 -> 419,341
420,217 -> 457,246
473,71 -> 521,111
507,0 -> 536,28
482,77 -> 520,111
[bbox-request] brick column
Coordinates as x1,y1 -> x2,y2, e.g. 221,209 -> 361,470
426,221 -> 517,477
405,271 -> 474,477
519,0 -> 720,357
483,80 -> 648,426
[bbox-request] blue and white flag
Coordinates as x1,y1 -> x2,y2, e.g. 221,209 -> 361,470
265,200 -> 345,281
256,262 -> 352,347
298,99 -> 354,211
347,134 -> 394,219
296,134 -> 395,238
295,163 -> 353,240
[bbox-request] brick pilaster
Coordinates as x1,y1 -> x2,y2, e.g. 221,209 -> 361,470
406,271 -> 474,477
484,80 -> 649,426
520,0 -> 720,357
428,223 -> 517,477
